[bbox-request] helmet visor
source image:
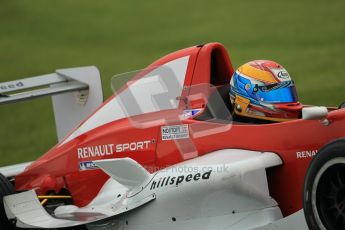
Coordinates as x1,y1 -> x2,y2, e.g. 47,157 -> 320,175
255,81 -> 298,103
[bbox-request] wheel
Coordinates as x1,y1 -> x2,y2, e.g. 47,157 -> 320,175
0,173 -> 16,230
303,139 -> 345,230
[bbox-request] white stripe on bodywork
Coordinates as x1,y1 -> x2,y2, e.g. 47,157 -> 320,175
61,56 -> 190,145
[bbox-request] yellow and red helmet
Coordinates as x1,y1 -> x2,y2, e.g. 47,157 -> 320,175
229,60 -> 302,122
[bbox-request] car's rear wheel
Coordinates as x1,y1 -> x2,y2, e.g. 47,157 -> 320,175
303,139 -> 345,230
0,173 -> 16,230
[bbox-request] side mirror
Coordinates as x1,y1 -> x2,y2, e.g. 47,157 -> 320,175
176,94 -> 208,109
338,101 -> 345,109
302,106 -> 328,121
176,96 -> 189,108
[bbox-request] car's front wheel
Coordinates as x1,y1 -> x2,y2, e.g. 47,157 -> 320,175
0,173 -> 16,229
303,139 -> 345,230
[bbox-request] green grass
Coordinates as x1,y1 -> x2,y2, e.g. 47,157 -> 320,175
0,0 -> 345,166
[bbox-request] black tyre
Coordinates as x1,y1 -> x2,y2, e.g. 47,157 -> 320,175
0,173 -> 16,230
303,139 -> 345,230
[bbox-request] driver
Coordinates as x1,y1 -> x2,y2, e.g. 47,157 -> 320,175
229,60 -> 302,123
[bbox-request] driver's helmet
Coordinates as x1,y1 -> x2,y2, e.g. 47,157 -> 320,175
229,60 -> 302,122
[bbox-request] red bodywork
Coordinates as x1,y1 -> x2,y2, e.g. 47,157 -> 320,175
15,42 -> 345,217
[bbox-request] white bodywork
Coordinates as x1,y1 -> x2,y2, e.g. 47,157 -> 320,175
0,162 -> 33,178
2,149 -> 308,230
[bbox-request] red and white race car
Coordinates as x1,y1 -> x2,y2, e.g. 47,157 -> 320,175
1,42 -> 344,230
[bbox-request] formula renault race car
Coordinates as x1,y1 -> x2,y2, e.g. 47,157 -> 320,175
1,42 -> 345,230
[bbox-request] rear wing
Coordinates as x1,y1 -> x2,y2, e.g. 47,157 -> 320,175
0,66 -> 103,142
